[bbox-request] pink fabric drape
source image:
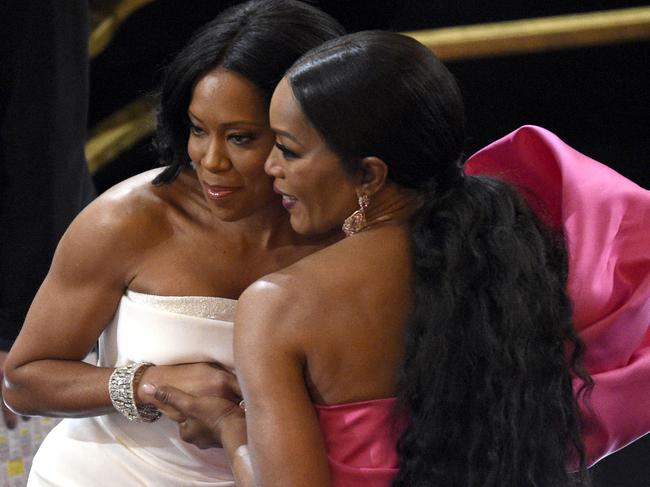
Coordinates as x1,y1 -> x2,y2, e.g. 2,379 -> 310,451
465,125 -> 650,466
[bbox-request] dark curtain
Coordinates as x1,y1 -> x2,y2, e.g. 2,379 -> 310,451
0,0 -> 96,349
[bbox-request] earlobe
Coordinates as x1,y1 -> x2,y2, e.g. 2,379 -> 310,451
359,156 -> 389,196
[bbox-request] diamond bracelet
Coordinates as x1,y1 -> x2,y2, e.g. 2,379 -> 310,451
108,362 -> 161,422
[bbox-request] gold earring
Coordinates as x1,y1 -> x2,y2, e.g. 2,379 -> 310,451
342,193 -> 370,237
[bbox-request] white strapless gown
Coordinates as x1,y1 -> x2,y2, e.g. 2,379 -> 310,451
27,290 -> 237,486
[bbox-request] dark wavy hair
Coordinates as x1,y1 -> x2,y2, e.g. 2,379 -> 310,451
151,0 -> 345,185
287,31 -> 592,487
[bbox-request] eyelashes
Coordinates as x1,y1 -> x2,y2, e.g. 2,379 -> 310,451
228,133 -> 256,145
189,123 -> 206,136
275,142 -> 299,160
188,124 -> 257,146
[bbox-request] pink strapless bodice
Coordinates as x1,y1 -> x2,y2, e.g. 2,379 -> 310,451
466,125 -> 650,466
315,398 -> 403,487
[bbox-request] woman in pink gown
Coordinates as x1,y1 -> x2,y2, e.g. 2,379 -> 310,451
147,34 -> 650,486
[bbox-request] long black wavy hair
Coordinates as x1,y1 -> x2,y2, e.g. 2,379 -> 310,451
287,31 -> 593,486
151,0 -> 345,185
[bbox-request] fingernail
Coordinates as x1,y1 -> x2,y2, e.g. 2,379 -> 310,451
141,383 -> 156,394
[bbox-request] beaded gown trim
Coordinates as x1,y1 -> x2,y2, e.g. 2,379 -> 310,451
126,289 -> 237,321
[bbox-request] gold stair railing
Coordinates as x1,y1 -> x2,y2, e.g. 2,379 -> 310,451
86,97 -> 156,174
406,6 -> 650,61
86,6 -> 650,174
90,0 -> 155,58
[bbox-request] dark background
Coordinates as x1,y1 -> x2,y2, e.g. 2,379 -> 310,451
90,2 -> 650,485
91,0 -> 650,194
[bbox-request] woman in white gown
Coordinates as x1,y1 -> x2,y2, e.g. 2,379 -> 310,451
1,1 -> 344,485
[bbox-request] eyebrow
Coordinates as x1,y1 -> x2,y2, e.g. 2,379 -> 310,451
221,121 -> 267,128
272,128 -> 304,148
187,111 -> 266,128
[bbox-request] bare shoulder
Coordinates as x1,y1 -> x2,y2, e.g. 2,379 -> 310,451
236,227 -> 410,338
238,226 -> 408,315
234,267 -> 322,356
239,247 -> 337,309
52,167 -> 187,284
92,167 -> 175,223
237,271 -> 307,327
72,167 -> 196,242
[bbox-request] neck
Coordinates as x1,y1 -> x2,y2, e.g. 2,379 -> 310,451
216,201 -> 301,250
184,169 -> 339,250
183,169 -> 303,250
362,184 -> 419,232
212,197 -> 342,251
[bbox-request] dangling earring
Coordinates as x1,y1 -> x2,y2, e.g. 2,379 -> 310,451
342,193 -> 370,237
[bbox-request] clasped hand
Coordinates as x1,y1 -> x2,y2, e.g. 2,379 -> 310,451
138,362 -> 243,449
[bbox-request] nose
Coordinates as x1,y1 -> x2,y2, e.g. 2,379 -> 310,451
200,137 -> 231,172
264,147 -> 284,178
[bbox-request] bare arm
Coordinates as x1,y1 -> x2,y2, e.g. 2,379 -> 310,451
233,278 -> 331,487
3,173 -> 247,418
2,193 -> 140,416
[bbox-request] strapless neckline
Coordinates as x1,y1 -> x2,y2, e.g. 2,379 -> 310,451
314,396 -> 397,410
126,289 -> 237,321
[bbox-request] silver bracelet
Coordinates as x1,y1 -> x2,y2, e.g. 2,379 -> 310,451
108,362 -> 161,422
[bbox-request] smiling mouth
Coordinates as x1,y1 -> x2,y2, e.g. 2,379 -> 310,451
280,194 -> 298,210
204,184 -> 240,200
273,184 -> 298,210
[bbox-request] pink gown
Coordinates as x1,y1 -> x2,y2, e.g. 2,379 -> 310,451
314,126 -> 650,485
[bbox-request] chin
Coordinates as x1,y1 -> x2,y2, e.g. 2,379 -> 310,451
290,216 -> 338,237
289,216 -> 312,235
210,205 -> 253,222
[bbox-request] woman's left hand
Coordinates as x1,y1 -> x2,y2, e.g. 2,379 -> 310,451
141,383 -> 245,449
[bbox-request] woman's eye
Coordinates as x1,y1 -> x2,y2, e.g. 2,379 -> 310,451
228,133 -> 255,145
189,124 -> 206,136
275,142 -> 298,160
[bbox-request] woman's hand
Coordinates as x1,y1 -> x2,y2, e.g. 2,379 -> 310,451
136,363 -> 241,422
141,383 -> 246,449
144,384 -> 254,486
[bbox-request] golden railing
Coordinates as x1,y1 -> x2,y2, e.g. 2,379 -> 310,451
86,98 -> 156,174
406,6 -> 650,60
90,0 -> 155,58
86,5 -> 650,174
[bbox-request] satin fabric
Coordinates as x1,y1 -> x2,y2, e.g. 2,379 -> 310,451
28,292 -> 237,486
315,398 -> 402,487
465,125 -> 650,466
